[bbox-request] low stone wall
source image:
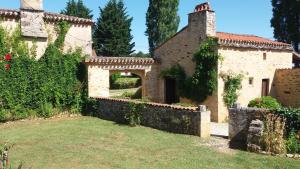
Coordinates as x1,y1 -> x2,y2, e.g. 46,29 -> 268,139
229,105 -> 268,148
91,97 -> 211,138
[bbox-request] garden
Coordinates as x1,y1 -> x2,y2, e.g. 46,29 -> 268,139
0,13 -> 299,169
1,117 -> 300,169
247,96 -> 300,156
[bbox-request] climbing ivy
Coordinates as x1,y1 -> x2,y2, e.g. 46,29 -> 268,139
0,21 -> 86,121
161,37 -> 221,102
220,72 -> 243,108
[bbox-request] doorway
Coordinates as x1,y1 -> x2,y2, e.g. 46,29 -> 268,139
165,77 -> 179,104
261,79 -> 270,96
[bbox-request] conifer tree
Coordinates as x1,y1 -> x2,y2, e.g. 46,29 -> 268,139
145,0 -> 180,56
61,0 -> 93,19
271,0 -> 300,52
93,0 -> 135,56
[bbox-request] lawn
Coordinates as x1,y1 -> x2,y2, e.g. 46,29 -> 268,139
0,117 -> 299,169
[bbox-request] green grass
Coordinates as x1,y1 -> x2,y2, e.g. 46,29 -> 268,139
0,117 -> 299,169
110,87 -> 139,98
110,77 -> 141,89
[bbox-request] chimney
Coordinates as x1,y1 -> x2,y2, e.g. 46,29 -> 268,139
20,0 -> 43,11
188,2 -> 216,39
20,0 -> 47,38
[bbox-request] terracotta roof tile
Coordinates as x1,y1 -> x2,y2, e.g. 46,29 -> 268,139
0,8 -> 94,25
217,32 -> 293,50
85,57 -> 156,65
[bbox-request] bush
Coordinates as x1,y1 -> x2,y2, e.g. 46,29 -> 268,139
273,108 -> 300,136
124,103 -> 144,126
262,114 -> 286,154
110,77 -> 141,89
0,22 -> 86,121
38,103 -> 54,118
248,96 -> 281,109
131,87 -> 142,99
286,132 -> 300,154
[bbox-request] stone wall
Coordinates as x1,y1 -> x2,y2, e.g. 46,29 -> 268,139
0,10 -> 92,59
274,68 -> 300,108
229,105 -> 268,148
91,97 -> 211,138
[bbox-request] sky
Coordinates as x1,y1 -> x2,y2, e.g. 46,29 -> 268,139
0,0 -> 274,53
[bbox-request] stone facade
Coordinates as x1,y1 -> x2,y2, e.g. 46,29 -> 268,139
217,47 -> 293,122
91,97 -> 211,138
274,68 -> 300,108
153,2 -> 294,122
0,0 -> 93,59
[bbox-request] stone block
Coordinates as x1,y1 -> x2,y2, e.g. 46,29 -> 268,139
21,0 -> 43,11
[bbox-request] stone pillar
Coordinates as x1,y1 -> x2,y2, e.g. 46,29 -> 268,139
20,0 -> 47,38
247,120 -> 264,153
199,105 -> 211,138
88,65 -> 110,98
21,0 -> 43,10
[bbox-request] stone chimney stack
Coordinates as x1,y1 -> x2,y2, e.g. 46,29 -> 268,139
20,0 -> 47,38
188,2 -> 216,39
20,0 -> 43,11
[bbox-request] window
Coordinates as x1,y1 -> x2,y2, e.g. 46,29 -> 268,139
263,53 -> 267,60
249,77 -> 254,85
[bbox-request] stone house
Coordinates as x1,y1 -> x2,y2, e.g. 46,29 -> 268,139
153,2 -> 294,122
0,0 -> 93,58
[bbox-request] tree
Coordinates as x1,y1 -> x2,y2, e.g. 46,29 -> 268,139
131,51 -> 150,58
145,0 -> 180,56
61,0 -> 93,19
93,0 -> 135,56
271,0 -> 300,52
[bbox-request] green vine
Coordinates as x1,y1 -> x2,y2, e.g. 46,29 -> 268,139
220,72 -> 243,108
0,21 -> 86,121
124,103 -> 145,126
161,37 -> 221,102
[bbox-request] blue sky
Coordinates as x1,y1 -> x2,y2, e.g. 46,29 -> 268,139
0,0 -> 274,53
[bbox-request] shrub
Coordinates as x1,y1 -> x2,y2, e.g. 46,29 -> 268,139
131,87 -> 142,99
110,77 -> 141,89
286,132 -> 300,154
124,103 -> 144,126
38,103 -> 54,118
0,22 -> 86,121
248,96 -> 281,109
273,108 -> 300,136
262,113 -> 286,154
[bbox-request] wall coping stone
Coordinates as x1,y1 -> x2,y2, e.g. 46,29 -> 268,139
93,97 -> 199,112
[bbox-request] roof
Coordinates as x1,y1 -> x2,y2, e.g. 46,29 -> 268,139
217,32 -> 293,50
0,8 -> 94,25
293,52 -> 300,60
85,57 -> 156,65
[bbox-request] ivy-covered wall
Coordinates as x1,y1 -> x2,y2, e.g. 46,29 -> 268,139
0,12 -> 92,59
0,22 -> 87,122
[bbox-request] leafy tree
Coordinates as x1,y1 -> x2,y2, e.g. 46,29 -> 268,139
61,0 -> 93,19
145,0 -> 180,56
271,0 -> 300,52
131,51 -> 150,58
93,0 -> 135,56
